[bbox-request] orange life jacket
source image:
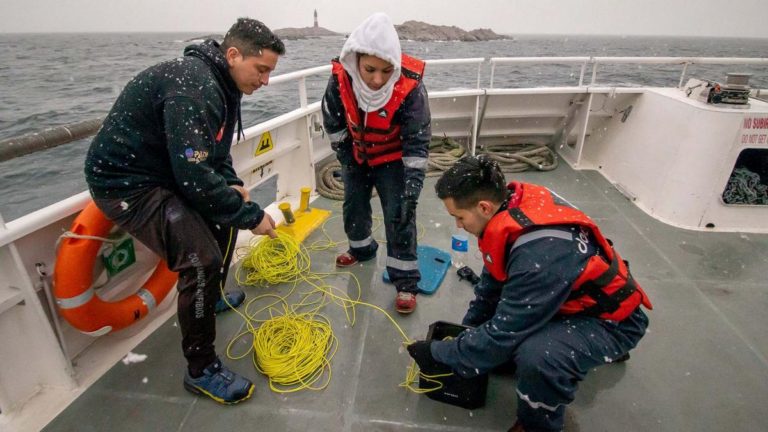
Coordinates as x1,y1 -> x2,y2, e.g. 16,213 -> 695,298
478,182 -> 653,321
331,54 -> 425,166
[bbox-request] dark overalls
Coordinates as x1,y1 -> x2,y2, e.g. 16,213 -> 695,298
322,69 -> 431,294
94,189 -> 237,376
432,225 -> 650,431
340,157 -> 420,293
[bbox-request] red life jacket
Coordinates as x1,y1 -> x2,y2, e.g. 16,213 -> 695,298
331,54 -> 425,167
478,182 -> 653,321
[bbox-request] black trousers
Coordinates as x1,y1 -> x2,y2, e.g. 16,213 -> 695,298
94,187 -> 237,375
340,159 -> 420,293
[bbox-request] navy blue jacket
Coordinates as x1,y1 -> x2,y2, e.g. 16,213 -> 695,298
321,73 -> 431,197
84,40 -> 264,230
431,224 -> 601,378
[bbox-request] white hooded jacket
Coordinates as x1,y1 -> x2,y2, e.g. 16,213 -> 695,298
339,13 -> 402,113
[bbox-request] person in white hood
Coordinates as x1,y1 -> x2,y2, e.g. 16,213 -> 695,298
321,13 -> 431,314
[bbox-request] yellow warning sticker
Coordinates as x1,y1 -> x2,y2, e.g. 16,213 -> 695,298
255,131 -> 274,156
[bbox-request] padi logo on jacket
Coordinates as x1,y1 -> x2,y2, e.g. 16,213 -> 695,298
484,253 -> 493,264
185,148 -> 209,164
377,108 -> 388,118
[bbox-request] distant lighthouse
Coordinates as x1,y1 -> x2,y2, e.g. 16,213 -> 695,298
314,9 -> 318,28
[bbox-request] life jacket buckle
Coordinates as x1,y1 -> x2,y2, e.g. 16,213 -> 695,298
353,141 -> 368,162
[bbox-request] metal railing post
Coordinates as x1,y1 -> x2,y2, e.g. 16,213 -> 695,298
679,62 -> 690,89
298,77 -> 308,109
578,61 -> 587,86
590,59 -> 598,85
471,93 -> 480,155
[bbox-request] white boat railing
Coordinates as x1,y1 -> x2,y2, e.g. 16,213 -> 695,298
3,56 -> 767,164
489,56 -> 768,88
269,65 -> 331,108
1,54 -> 768,426
267,58 -> 487,108
425,58 -> 486,89
1,55 -> 767,233
489,57 -> 592,87
591,56 -> 768,88
2,55 -> 767,243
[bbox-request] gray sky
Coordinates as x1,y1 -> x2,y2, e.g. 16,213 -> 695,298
2,0 -> 767,38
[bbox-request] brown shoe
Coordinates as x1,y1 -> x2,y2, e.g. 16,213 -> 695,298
335,252 -> 358,267
395,292 -> 417,314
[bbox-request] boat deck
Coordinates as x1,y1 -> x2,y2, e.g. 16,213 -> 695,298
44,162 -> 768,432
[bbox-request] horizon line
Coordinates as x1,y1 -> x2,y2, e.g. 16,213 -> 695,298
1,30 -> 767,40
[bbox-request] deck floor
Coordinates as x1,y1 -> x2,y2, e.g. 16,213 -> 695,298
44,163 -> 768,432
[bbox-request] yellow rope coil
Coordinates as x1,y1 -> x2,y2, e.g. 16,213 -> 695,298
225,219 -> 449,394
237,231 -> 310,286
253,309 -> 338,393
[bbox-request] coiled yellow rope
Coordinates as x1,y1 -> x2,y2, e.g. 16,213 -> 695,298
253,308 -> 337,393
237,230 -> 310,285
223,220 -> 448,394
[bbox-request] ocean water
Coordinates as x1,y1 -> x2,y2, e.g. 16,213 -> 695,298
1,33 -> 766,221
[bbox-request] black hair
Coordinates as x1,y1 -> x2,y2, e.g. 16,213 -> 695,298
221,18 -> 285,57
435,155 -> 508,208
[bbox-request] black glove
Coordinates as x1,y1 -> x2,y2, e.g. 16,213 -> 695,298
407,340 -> 442,372
332,138 -> 354,166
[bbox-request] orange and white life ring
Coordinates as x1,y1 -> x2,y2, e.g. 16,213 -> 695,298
53,201 -> 178,335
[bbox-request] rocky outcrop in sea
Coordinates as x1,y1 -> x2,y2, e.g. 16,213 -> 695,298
274,26 -> 340,40
188,20 -> 508,43
395,21 -> 510,42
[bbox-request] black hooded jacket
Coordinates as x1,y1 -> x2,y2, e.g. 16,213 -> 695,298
84,40 -> 264,229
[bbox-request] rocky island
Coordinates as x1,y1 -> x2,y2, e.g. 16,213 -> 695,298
274,26 -> 340,40
395,20 -> 510,42
273,9 -> 340,40
189,12 -> 509,43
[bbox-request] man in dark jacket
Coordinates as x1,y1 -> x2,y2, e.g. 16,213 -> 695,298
407,156 -> 651,431
84,18 -> 284,404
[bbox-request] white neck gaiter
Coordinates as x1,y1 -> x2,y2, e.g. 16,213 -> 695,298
339,13 -> 402,113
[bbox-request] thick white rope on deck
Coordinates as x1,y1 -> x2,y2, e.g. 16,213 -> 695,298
316,136 -> 557,200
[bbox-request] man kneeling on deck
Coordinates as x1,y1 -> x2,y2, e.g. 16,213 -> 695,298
407,156 -> 652,431
84,18 -> 283,404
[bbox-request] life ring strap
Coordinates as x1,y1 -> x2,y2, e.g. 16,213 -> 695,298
55,287 -> 95,310
136,288 -> 157,311
55,287 -> 159,312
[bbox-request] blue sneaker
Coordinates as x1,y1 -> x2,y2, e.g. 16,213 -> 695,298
183,358 -> 255,404
215,289 -> 245,314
